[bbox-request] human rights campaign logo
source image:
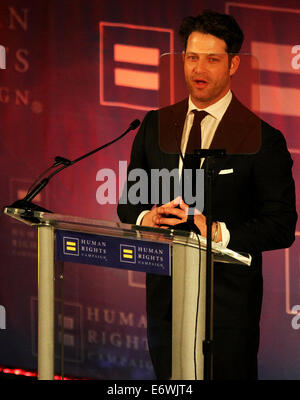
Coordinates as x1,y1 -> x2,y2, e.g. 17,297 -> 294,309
63,237 -> 79,256
120,244 -> 136,264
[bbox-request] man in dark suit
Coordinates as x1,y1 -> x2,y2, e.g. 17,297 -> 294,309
117,10 -> 297,380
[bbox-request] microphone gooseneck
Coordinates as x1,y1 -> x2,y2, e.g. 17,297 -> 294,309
8,119 -> 141,212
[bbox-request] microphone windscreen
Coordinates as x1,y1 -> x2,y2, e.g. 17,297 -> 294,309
129,119 -> 140,130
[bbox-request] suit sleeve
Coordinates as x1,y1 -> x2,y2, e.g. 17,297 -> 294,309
227,126 -> 297,254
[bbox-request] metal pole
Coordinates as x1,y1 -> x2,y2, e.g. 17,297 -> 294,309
203,156 -> 214,381
37,225 -> 54,380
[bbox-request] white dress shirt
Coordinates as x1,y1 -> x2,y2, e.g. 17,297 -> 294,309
136,90 -> 232,248
180,89 -> 232,172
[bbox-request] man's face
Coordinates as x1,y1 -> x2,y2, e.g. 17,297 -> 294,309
182,31 -> 240,108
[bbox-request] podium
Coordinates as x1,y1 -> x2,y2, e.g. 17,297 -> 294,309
3,206 -> 251,380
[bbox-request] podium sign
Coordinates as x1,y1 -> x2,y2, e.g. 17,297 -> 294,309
56,229 -> 171,276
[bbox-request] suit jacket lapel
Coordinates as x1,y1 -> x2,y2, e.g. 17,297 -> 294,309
207,94 -> 261,175
158,98 -> 189,171
210,94 -> 261,155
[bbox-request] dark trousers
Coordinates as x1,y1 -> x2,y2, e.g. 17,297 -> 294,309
147,324 -> 259,380
146,274 -> 260,380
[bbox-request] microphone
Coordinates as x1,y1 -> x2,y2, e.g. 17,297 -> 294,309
129,119 -> 140,130
8,119 -> 140,212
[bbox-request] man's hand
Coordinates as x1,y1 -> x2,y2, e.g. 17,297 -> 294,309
141,197 -> 188,228
194,212 -> 222,242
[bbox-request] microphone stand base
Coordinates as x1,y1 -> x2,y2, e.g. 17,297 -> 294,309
8,200 -> 53,213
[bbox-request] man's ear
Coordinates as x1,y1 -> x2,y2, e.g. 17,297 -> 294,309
229,55 -> 240,77
182,50 -> 185,62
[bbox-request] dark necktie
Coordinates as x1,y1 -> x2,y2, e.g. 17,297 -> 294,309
182,110 -> 208,207
184,110 -> 208,163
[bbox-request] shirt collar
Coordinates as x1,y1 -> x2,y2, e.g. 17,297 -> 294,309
188,90 -> 232,120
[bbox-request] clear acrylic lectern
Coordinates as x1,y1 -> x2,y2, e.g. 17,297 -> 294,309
3,207 -> 251,380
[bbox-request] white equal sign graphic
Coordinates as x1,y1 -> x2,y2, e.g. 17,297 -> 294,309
114,44 -> 160,90
251,41 -> 300,117
58,314 -> 75,346
252,84 -> 300,118
0,45 -> 5,69
251,41 -> 300,74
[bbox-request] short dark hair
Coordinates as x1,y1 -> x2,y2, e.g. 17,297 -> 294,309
179,9 -> 244,54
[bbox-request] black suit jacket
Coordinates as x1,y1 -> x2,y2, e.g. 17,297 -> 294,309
118,95 -> 296,252
117,95 -> 297,378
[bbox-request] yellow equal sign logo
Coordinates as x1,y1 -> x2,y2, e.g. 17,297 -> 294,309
120,245 -> 136,264
123,248 -> 133,259
63,237 -> 79,256
66,241 -> 77,251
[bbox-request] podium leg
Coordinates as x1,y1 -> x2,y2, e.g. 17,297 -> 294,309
172,242 -> 206,380
37,225 -> 54,380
